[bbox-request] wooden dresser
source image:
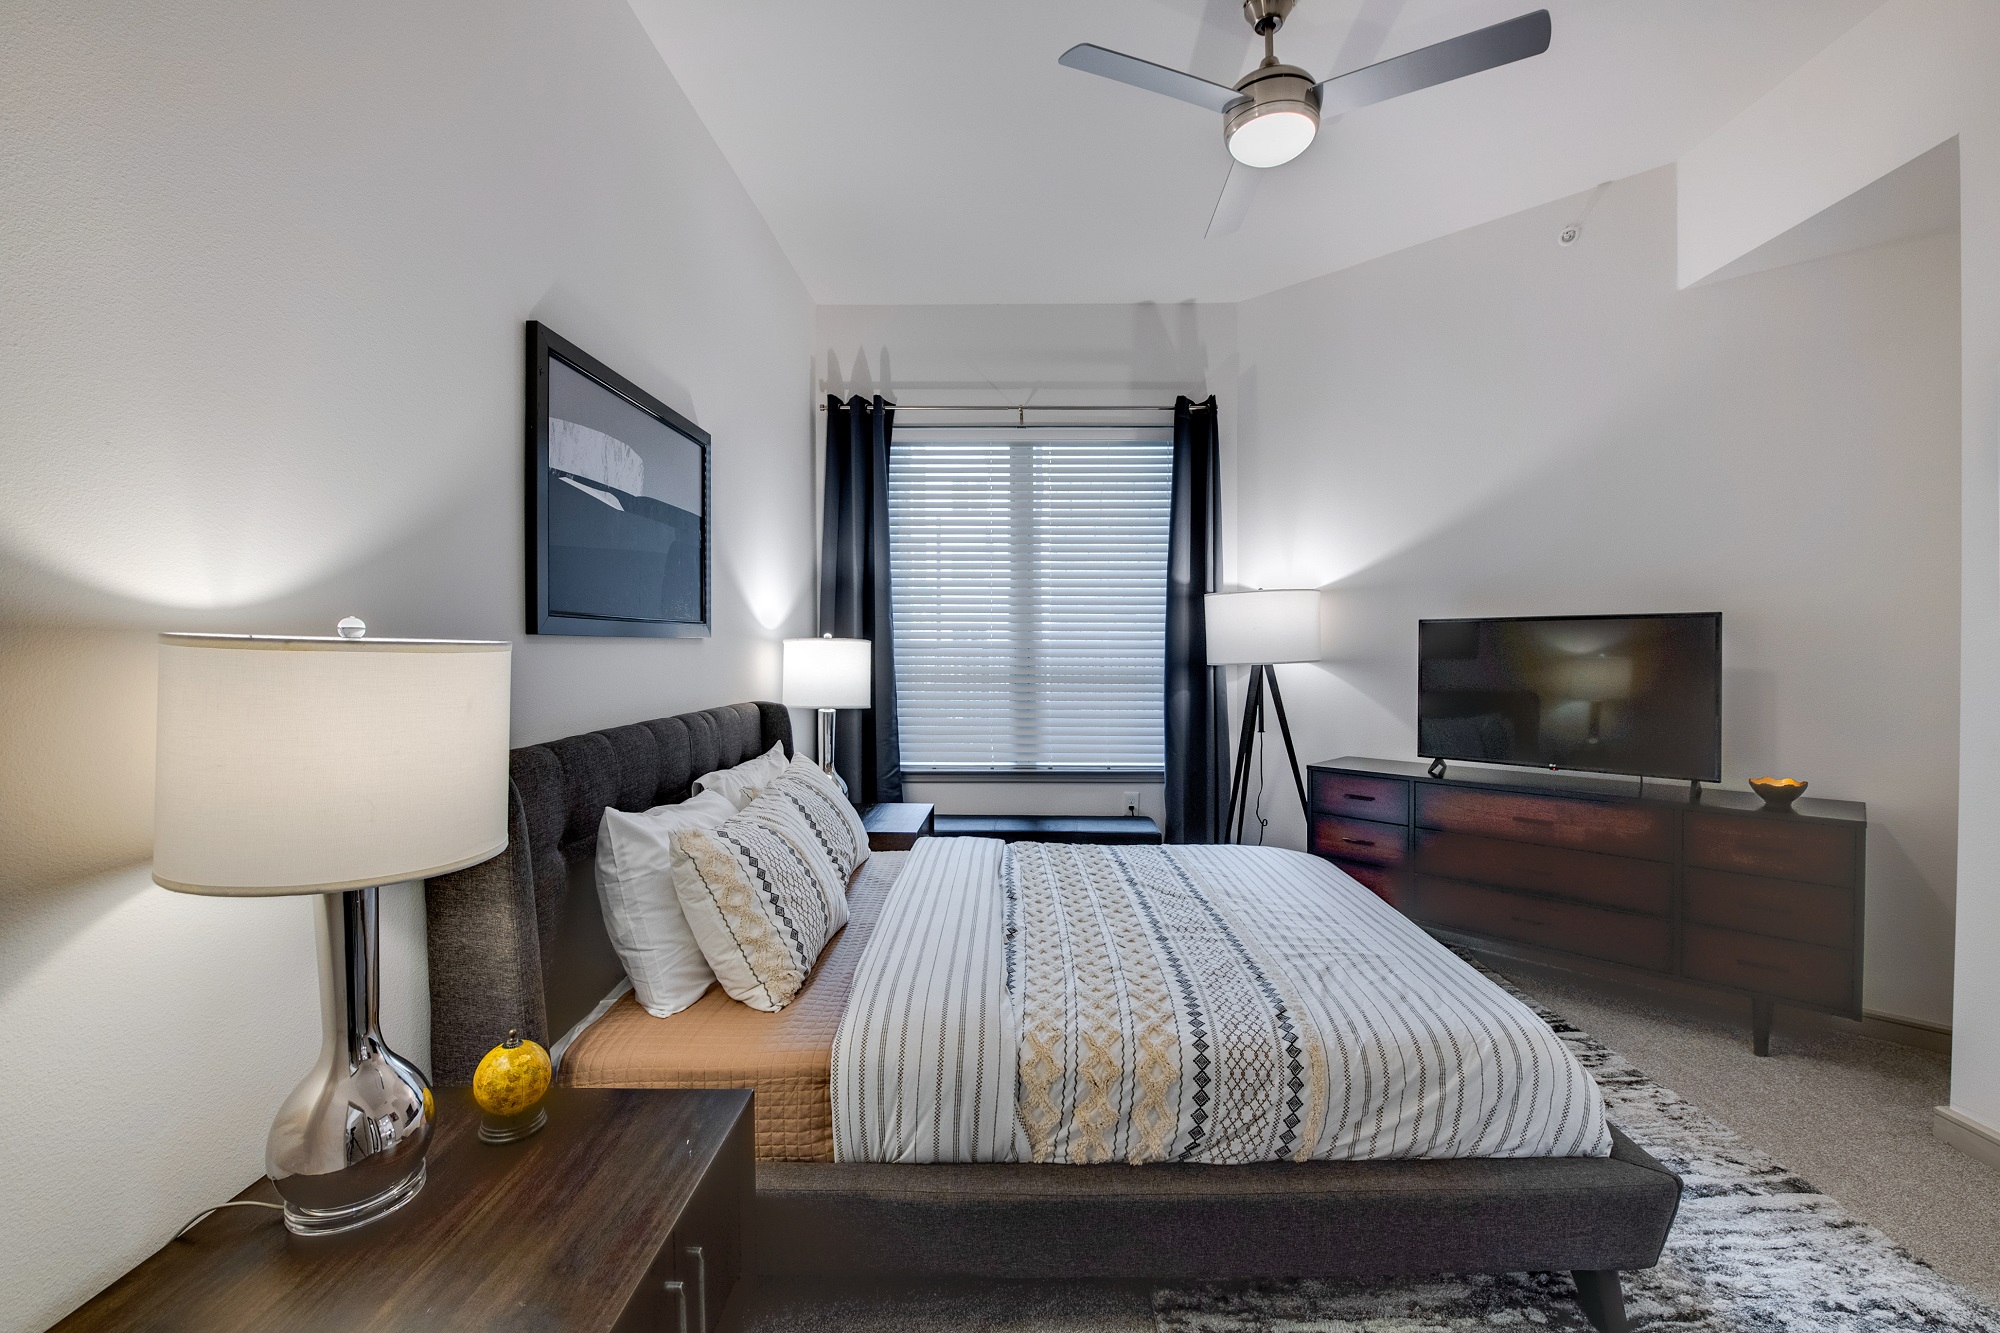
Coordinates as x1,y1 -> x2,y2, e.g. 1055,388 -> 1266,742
1308,757 -> 1866,1054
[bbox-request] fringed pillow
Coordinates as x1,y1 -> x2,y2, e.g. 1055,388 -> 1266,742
670,785 -> 851,1012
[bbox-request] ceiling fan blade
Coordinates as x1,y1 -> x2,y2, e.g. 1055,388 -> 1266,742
1059,43 -> 1249,115
1206,162 -> 1262,238
1313,9 -> 1551,118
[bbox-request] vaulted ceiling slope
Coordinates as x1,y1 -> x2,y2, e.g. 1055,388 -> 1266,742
629,0 -> 1880,305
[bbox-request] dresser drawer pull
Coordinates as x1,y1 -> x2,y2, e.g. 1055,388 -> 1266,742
685,1245 -> 707,1333
1343,793 -> 1377,802
664,1279 -> 689,1333
1342,837 -> 1377,848
1513,816 -> 1555,827
1737,959 -> 1789,975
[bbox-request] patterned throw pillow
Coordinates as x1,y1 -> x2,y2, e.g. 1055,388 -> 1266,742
764,756 -> 872,878
670,785 -> 852,1012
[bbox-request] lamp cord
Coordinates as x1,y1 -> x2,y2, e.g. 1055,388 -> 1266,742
173,1200 -> 284,1241
1252,708 -> 1269,846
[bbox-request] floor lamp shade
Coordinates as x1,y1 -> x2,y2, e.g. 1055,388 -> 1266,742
151,629 -> 511,1237
1204,589 -> 1322,666
153,634 -> 513,895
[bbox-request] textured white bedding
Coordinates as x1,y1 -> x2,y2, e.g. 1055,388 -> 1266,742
832,837 -> 1611,1165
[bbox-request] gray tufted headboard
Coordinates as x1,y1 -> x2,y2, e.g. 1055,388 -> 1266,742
424,700 -> 792,1085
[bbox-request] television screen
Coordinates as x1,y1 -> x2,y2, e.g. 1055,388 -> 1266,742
1418,613 -> 1721,782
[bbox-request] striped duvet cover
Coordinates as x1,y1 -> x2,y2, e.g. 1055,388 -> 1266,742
830,837 -> 1611,1165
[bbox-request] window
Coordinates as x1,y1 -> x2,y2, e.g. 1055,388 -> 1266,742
888,431 -> 1172,772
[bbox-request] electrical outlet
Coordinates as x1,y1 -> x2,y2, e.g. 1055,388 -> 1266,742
1122,790 -> 1140,818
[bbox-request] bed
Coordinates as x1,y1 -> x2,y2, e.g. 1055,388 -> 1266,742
426,701 -> 1680,1333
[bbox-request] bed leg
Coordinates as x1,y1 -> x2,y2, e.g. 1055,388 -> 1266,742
1571,1269 -> 1629,1333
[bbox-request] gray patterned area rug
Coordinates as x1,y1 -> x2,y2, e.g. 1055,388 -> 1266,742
1156,967 -> 2000,1333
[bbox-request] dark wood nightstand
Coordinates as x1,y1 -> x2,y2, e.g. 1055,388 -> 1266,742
861,801 -> 935,850
53,1088 -> 753,1333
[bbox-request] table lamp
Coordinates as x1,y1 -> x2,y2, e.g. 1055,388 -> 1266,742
152,620 -> 511,1235
781,635 -> 871,794
1205,589 -> 1321,843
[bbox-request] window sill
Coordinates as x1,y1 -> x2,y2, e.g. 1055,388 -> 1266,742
901,769 -> 1166,783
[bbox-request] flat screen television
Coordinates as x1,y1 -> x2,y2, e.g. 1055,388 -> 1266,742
1418,613 -> 1721,782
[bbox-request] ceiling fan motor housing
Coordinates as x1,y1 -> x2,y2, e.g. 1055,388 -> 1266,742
1224,62 -> 1321,166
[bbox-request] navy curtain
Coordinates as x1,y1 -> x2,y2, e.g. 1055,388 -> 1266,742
1164,394 -> 1226,843
820,395 -> 903,804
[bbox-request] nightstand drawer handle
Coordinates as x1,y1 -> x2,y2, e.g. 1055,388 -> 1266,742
664,1279 -> 688,1333
685,1245 -> 707,1333
1342,837 -> 1376,848
1342,793 -> 1377,802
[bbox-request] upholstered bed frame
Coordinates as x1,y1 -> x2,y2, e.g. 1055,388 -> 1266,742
426,702 -> 1680,1333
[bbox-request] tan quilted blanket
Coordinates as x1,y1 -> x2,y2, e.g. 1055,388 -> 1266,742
558,850 -> 902,1162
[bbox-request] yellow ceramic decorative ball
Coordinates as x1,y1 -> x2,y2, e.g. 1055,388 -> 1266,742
473,1029 -> 551,1119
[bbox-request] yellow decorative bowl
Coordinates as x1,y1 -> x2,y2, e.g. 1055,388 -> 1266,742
1749,777 -> 1807,810
473,1029 -> 550,1143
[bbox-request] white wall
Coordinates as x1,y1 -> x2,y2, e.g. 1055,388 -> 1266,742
0,2 -> 815,1328
813,303 -> 1242,822
1228,166 -> 1961,1028
1672,0 -> 2000,1152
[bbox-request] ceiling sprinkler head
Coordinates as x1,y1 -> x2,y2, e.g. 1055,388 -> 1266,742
1558,224 -> 1581,247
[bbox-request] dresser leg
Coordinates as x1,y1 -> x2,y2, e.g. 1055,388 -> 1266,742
1751,997 -> 1773,1056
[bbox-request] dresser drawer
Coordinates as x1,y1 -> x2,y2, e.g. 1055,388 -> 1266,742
1415,786 -> 1674,861
1684,813 -> 1856,885
1330,858 -> 1400,906
1310,771 -> 1409,824
1412,830 -> 1671,916
1681,925 -> 1854,1009
1685,868 -> 1854,949
1311,814 -> 1408,866
1408,876 -> 1672,972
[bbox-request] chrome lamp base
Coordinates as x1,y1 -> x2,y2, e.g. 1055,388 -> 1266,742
815,707 -> 849,795
266,887 -> 432,1236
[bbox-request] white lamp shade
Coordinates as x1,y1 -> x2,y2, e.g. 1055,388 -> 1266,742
153,633 -> 512,896
1205,589 -> 1323,665
782,637 -> 872,709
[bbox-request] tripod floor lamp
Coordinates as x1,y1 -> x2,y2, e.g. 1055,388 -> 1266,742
1206,589 -> 1322,844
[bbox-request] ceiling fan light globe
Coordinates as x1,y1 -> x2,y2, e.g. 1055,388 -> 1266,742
1227,107 -> 1316,168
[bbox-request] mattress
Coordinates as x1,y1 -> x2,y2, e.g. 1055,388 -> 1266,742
559,849 -> 904,1162
834,838 -> 1613,1165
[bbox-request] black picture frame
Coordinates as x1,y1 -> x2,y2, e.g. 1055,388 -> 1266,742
526,321 -> 711,638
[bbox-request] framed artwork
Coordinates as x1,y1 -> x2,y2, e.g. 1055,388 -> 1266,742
526,321 -> 710,638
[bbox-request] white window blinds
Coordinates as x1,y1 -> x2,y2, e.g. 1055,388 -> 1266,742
888,431 -> 1172,771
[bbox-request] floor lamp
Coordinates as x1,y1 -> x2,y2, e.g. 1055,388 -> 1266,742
1206,590 -> 1322,844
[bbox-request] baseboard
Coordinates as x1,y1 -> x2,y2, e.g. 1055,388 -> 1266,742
1459,940 -> 1952,1055
1933,1104 -> 2000,1170
1862,1011 -> 1952,1056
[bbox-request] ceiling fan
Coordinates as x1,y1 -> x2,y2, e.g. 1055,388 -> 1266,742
1059,2 -> 1551,235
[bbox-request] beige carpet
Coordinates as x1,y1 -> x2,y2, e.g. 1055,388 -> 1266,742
1494,958 -> 2000,1305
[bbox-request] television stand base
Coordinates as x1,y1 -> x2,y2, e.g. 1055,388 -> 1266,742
1427,757 -> 1447,779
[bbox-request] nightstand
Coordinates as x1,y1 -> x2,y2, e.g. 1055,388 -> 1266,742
54,1088 -> 752,1333
861,801 -> 935,850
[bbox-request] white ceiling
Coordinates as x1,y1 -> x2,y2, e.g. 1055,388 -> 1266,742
628,0 -> 1881,305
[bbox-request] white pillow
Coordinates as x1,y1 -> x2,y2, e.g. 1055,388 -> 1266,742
692,741 -> 791,810
670,785 -> 851,1012
595,789 -> 738,1017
